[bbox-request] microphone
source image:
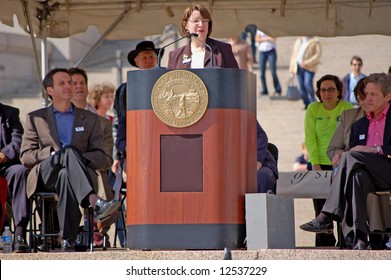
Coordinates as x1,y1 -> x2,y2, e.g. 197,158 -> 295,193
157,33 -> 192,68
189,33 -> 214,68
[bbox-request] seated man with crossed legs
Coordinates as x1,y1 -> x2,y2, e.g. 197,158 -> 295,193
20,68 -> 120,251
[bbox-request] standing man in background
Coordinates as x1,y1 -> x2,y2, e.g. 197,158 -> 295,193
342,56 -> 365,106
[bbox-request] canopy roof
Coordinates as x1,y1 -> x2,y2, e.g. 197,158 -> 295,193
2,0 -> 391,40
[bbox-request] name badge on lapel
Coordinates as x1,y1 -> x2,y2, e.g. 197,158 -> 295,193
182,54 -> 191,64
75,127 -> 84,132
359,134 -> 365,140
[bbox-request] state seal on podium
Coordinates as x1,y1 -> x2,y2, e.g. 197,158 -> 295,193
151,70 -> 208,128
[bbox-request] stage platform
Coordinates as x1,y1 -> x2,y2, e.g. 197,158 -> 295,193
1,248 -> 390,260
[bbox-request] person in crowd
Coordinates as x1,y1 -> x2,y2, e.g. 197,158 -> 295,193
293,143 -> 308,172
342,56 -> 365,106
167,3 -> 238,69
289,36 -> 322,109
114,40 -> 161,164
0,102 -> 30,253
300,72 -> 391,250
69,68 -> 117,246
227,34 -> 253,71
304,74 -> 353,247
242,24 -> 258,63
69,68 -> 97,114
326,77 -> 391,249
20,68 -> 120,252
113,41 -> 161,247
88,82 -> 115,122
255,29 -> 281,96
256,121 -> 278,193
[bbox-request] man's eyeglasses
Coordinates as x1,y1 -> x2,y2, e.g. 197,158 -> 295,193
320,87 -> 337,93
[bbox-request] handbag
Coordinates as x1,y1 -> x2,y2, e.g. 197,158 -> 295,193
287,76 -> 301,100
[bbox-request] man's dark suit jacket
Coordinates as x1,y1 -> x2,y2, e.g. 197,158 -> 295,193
0,103 -> 23,165
349,104 -> 391,158
257,121 -> 278,179
168,38 -> 239,69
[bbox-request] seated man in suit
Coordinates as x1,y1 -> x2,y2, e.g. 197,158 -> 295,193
0,102 -> 30,253
300,73 -> 391,250
70,67 -> 117,245
256,121 -> 278,193
20,68 -> 120,252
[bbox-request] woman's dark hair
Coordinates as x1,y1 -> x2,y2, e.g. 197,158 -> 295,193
315,74 -> 343,101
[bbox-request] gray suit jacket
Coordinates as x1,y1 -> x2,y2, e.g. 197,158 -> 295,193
20,104 -> 107,197
90,116 -> 114,200
327,107 -> 365,161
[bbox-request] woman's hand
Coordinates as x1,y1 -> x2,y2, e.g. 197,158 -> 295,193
312,164 -> 322,171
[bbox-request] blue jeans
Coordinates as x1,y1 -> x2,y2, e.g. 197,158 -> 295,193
297,65 -> 317,108
259,49 -> 281,94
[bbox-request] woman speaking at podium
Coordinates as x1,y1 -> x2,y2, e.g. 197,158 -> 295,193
167,3 -> 238,69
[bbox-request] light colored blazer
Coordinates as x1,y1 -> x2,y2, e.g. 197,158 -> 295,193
20,104 -> 107,198
289,37 -> 321,74
327,107 -> 365,161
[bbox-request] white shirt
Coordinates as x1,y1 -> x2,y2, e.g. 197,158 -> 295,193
256,30 -> 276,52
296,37 -> 310,64
191,45 -> 205,69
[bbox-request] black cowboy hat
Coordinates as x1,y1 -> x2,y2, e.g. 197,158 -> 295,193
127,41 -> 162,67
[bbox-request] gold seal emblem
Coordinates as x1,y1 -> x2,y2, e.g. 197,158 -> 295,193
151,70 -> 209,128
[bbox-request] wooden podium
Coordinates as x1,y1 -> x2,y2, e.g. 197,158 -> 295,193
125,68 -> 257,249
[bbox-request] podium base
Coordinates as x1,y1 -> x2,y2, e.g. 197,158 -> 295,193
126,224 -> 246,250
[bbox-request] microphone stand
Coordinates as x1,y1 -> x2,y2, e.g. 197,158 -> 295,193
158,33 -> 192,68
190,33 -> 214,68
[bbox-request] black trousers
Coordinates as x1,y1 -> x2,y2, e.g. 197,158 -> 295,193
37,146 -> 94,240
1,163 -> 29,227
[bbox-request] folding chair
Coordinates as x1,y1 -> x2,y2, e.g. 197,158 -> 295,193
29,192 -> 95,252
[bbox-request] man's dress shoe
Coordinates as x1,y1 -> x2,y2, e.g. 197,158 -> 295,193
300,219 -> 334,234
353,240 -> 369,250
61,239 -> 75,252
94,198 -> 120,224
14,236 -> 30,253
